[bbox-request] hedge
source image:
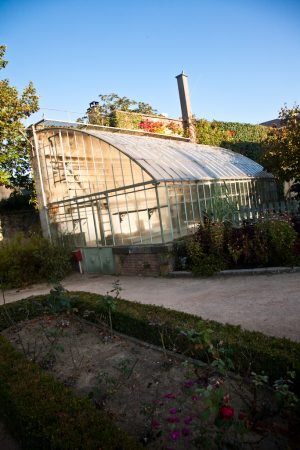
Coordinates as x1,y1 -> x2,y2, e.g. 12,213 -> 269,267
1,292 -> 300,395
0,335 -> 142,450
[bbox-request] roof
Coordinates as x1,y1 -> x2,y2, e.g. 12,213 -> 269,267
33,119 -> 273,182
87,130 -> 272,181
260,118 -> 282,128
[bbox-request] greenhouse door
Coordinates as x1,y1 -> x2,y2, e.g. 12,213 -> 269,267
81,248 -> 115,274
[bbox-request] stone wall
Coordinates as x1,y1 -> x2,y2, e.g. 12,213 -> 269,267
0,210 -> 41,241
113,244 -> 174,276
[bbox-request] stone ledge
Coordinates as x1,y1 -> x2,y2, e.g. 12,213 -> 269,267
113,244 -> 172,255
169,267 -> 300,278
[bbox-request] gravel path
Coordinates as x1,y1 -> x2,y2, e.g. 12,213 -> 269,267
3,271 -> 300,341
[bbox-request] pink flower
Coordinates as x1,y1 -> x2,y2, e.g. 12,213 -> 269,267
170,430 -> 180,441
191,395 -> 198,401
219,405 -> 234,419
184,416 -> 193,425
223,394 -> 230,404
182,427 -> 190,436
169,407 -> 177,414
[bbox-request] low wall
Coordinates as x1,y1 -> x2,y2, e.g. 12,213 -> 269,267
113,244 -> 174,276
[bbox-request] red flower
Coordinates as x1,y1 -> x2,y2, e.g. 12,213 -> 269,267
164,393 -> 176,399
151,419 -> 160,429
167,417 -> 180,423
219,405 -> 234,419
182,427 -> 190,436
238,411 -> 247,421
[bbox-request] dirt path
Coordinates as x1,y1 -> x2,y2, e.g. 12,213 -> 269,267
3,272 -> 300,341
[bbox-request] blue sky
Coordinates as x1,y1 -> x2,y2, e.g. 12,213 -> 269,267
1,0 -> 300,125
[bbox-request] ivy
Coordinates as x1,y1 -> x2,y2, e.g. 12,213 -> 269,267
195,119 -> 269,162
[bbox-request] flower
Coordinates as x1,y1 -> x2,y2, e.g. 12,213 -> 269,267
164,393 -> 176,399
238,411 -> 247,421
170,430 -> 180,441
219,405 -> 234,419
191,395 -> 198,401
184,416 -> 193,425
182,428 -> 190,437
169,407 -> 177,414
167,416 -> 180,423
151,419 -> 160,429
222,393 -> 230,403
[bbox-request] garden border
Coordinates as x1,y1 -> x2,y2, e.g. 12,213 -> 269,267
0,291 -> 300,448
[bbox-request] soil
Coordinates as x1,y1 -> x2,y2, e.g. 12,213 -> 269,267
0,422 -> 21,450
2,313 -> 299,450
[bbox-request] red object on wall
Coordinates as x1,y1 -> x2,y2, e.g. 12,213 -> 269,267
73,249 -> 83,262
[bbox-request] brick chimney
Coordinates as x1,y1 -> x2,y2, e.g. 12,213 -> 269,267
176,71 -> 196,143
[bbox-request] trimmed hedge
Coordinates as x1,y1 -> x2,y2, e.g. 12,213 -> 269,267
1,292 -> 300,395
0,335 -> 142,450
70,292 -> 300,391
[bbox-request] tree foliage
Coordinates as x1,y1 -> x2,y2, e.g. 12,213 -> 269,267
262,104 -> 300,197
86,92 -> 157,124
0,45 -> 39,188
97,93 -> 157,114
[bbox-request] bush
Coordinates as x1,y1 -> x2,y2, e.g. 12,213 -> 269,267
255,219 -> 297,266
186,222 -> 225,275
0,233 -> 72,288
186,238 -> 225,276
184,217 -> 299,273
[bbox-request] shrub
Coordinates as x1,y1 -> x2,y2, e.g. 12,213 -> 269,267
255,219 -> 297,266
186,222 -> 225,275
186,237 -> 225,276
0,233 -> 72,288
184,216 -> 299,273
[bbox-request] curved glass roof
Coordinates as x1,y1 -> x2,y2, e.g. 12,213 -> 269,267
85,130 -> 272,182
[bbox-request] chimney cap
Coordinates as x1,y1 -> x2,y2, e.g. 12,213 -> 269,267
176,70 -> 188,79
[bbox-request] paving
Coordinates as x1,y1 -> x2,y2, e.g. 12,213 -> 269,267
3,271 -> 300,342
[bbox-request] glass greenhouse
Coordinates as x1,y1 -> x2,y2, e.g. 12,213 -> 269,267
30,120 -> 278,247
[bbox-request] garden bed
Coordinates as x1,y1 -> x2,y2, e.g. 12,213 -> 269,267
1,308 -> 300,449
0,290 -> 300,449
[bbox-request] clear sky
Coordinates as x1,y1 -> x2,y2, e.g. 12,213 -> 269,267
1,0 -> 300,125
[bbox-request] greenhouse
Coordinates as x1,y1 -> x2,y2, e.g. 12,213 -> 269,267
30,119 -> 278,248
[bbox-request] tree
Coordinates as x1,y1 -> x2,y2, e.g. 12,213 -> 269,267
0,45 -> 39,188
85,92 -> 157,124
262,104 -> 300,197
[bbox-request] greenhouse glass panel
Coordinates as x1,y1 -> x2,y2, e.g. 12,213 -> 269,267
30,120 -> 278,246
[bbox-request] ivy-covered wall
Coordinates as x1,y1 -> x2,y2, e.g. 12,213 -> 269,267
88,107 -> 270,163
195,119 -> 269,162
